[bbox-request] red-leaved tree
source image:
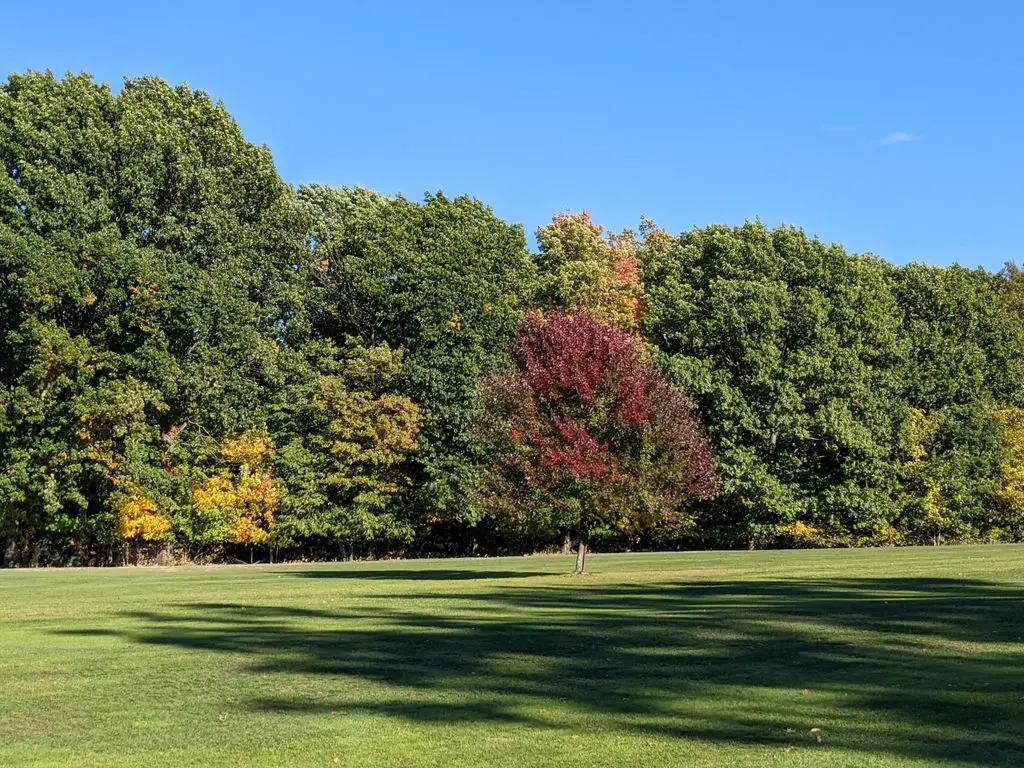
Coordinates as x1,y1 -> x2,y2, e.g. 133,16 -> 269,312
474,310 -> 718,574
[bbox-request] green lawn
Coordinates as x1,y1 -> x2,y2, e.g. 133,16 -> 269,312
1,547 -> 1022,767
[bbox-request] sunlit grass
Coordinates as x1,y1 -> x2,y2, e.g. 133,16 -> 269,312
2,546 -> 1022,767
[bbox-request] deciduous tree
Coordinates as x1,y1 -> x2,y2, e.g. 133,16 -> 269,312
535,212 -> 644,329
474,310 -> 717,574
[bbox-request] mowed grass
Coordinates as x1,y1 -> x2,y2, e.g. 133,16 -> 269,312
1,547 -> 1022,767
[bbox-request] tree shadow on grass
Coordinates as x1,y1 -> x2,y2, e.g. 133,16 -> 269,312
60,576 -> 1024,766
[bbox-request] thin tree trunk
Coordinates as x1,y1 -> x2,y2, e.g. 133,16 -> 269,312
561,531 -> 572,555
573,539 -> 589,576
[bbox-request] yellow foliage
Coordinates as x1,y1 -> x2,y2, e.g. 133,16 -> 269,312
228,515 -> 269,545
995,407 -> 1024,513
220,430 -> 272,469
118,494 -> 172,541
922,483 -> 945,523
235,472 -> 280,511
902,408 -> 941,466
313,377 -> 422,498
193,434 -> 279,544
783,520 -> 821,540
192,472 -> 278,544
901,405 -> 946,528
780,519 -> 852,547
191,474 -> 237,510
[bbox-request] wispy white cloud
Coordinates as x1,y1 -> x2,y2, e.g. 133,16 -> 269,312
879,131 -> 917,146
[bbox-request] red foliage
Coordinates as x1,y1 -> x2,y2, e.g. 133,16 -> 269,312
475,310 -> 718,533
532,415 -> 613,480
514,310 -> 640,404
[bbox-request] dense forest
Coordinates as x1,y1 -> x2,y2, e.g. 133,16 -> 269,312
2,72 -> 1023,565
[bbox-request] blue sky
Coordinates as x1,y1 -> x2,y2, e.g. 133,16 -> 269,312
5,1 -> 1022,269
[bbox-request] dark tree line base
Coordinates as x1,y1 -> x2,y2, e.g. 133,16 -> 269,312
3,522 -> 1012,568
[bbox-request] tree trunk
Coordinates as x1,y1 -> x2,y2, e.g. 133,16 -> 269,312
561,531 -> 572,555
573,539 -> 589,576
3,537 -> 15,568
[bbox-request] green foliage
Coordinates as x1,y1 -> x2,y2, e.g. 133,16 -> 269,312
889,264 -> 1024,542
297,185 -> 538,522
0,72 -> 418,560
2,69 -> 1024,560
273,341 -> 422,545
895,405 -> 1003,543
641,222 -> 908,545
641,222 -> 1024,546
894,264 -> 1024,409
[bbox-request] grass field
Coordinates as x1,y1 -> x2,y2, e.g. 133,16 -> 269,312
1,546 -> 1022,767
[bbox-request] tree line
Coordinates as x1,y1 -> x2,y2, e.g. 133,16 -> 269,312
2,71 -> 1022,565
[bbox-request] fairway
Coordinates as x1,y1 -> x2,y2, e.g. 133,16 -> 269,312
2,547 -> 1022,767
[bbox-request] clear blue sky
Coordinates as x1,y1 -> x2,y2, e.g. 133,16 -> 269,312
5,1 -> 1022,269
